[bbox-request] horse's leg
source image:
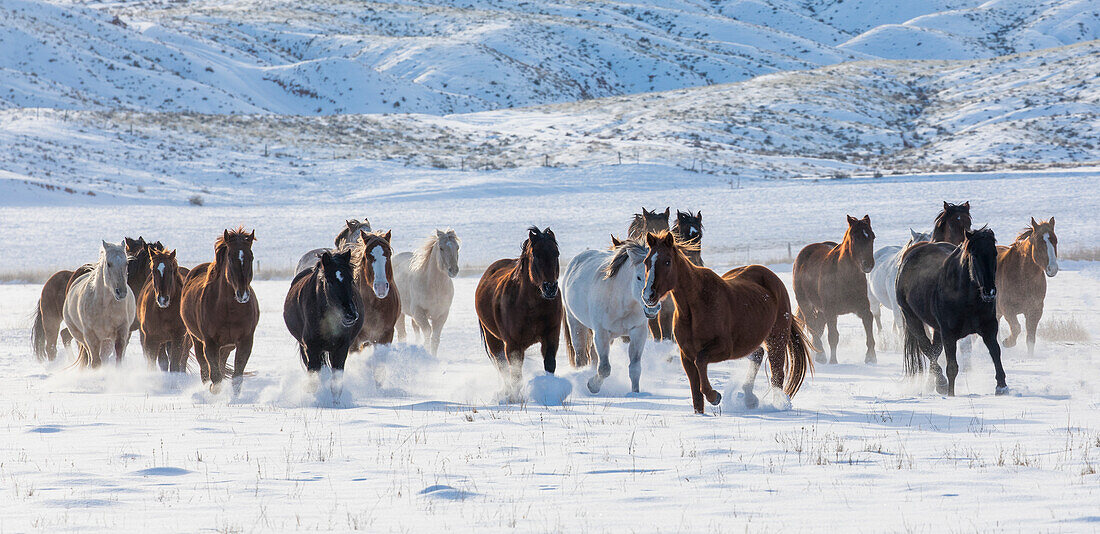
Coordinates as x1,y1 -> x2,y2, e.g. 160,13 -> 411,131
858,309 -> 877,364
43,311 -> 62,361
141,330 -> 158,368
193,337 -> 210,382
169,338 -> 188,373
826,315 -> 839,365
394,313 -> 407,342
942,334 -> 959,396
412,310 -> 431,347
410,314 -> 425,344
564,311 -> 590,367
658,299 -> 674,341
647,316 -> 661,340
586,329 -> 613,394
1024,307 -> 1042,359
428,310 -> 449,357
868,291 -> 882,332
926,330 -> 947,393
201,339 -> 221,391
742,347 -> 765,409
626,324 -> 648,394
680,350 -> 705,414
1002,312 -> 1021,348
981,324 -> 1009,394
803,311 -> 825,364
540,329 -> 558,375
504,344 -> 525,402
231,335 -> 255,397
113,325 -> 131,365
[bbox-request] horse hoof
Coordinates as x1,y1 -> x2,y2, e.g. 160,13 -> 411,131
209,382 -> 223,395
709,391 -> 722,406
995,385 -> 1010,396
935,383 -> 949,395
1002,338 -> 1017,348
743,393 -> 759,409
829,358 -> 838,365
587,376 -> 602,394
814,353 -> 826,364
865,355 -> 877,365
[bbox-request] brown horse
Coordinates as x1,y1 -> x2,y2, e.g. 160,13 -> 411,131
350,230 -> 401,350
31,237 -> 155,361
793,215 -> 877,364
932,201 -> 972,245
138,248 -> 192,372
181,228 -> 259,394
997,217 -> 1058,357
641,231 -> 812,413
475,227 -> 562,401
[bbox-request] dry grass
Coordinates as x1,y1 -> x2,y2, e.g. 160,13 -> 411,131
1037,316 -> 1091,343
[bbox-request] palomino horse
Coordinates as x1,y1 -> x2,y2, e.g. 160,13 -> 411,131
627,207 -> 669,240
295,218 -> 372,275
562,236 -> 660,393
284,250 -> 363,394
793,215 -> 877,364
137,248 -> 191,372
181,228 -> 259,394
997,218 -> 1059,357
897,228 -> 1006,395
350,230 -> 401,349
393,229 -> 460,356
867,229 -> 931,334
932,201 -> 972,244
475,227 -> 562,401
642,231 -> 813,413
31,236 -> 152,361
63,241 -> 136,367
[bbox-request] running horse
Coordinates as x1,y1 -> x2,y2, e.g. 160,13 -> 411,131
997,217 -> 1059,357
137,248 -> 191,371
641,231 -> 813,413
793,215 -> 877,364
349,230 -> 401,350
180,228 -> 259,395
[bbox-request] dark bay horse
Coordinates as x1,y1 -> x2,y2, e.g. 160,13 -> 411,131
350,230 -> 401,349
997,217 -> 1058,357
31,237 -> 154,361
627,207 -> 669,240
475,227 -> 562,401
137,248 -> 191,371
642,231 -> 813,413
181,228 -> 259,394
897,228 -> 1006,396
284,250 -> 363,382
932,201 -> 972,244
671,210 -> 703,266
793,215 -> 877,364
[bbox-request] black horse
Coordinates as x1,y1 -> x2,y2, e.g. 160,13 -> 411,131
671,210 -> 703,266
284,250 -> 363,377
896,227 -> 1007,396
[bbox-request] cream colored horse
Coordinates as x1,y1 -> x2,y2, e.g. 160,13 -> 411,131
63,241 -> 136,366
393,229 -> 460,356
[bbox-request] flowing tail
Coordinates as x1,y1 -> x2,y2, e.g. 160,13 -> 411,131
562,314 -> 577,366
783,316 -> 815,398
31,303 -> 46,361
901,313 -> 939,376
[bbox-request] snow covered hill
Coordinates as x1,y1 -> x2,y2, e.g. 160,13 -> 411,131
2,0 -> 1097,115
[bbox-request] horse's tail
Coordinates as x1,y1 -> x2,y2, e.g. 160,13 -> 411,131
783,315 -> 815,398
31,303 -> 46,361
562,314 -> 577,367
899,307 -> 938,376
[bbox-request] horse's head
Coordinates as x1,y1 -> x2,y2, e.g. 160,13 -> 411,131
216,227 -> 255,304
1025,217 -> 1058,277
101,240 -> 130,301
124,236 -> 150,281
148,248 -> 179,309
319,250 -> 360,326
908,228 -> 932,246
642,231 -> 691,307
605,236 -> 660,318
435,229 -> 461,278
673,210 -> 703,243
640,207 -> 671,233
336,218 -> 371,248
962,227 -> 998,302
845,215 -> 876,273
522,226 -> 560,300
936,201 -> 972,245
357,230 -> 393,299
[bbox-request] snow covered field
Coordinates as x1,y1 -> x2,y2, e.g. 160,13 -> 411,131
2,169 -> 1099,532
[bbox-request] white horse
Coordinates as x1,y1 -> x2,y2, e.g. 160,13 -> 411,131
561,237 -> 661,394
295,218 -> 371,275
63,241 -> 136,366
392,229 -> 460,356
867,229 -> 931,333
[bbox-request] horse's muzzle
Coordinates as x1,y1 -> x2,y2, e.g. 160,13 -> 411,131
373,281 -> 390,299
1046,266 -> 1059,277
235,290 -> 251,304
861,261 -> 875,274
114,288 -> 127,301
157,295 -> 170,309
980,289 -> 996,303
448,267 -> 459,278
342,309 -> 360,327
540,282 -> 558,300
642,302 -> 662,319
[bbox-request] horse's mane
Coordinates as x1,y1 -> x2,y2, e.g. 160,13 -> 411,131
1015,227 -> 1036,242
335,218 -> 370,247
603,238 -> 647,279
411,230 -> 458,271
650,230 -> 701,257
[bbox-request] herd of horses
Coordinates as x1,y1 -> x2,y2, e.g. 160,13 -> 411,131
29,202 -> 1059,412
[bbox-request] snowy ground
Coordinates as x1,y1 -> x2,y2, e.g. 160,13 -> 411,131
2,170 -> 1099,531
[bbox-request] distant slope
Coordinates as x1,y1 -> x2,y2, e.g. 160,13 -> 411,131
2,0 -> 1096,115
2,42 -> 1095,203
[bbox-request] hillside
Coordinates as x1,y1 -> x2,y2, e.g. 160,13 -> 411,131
2,0 -> 1096,115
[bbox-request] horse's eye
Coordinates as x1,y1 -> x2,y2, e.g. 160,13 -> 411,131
664,260 -> 670,266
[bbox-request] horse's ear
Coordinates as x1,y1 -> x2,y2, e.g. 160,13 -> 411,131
661,232 -> 675,246
319,251 -> 334,270
436,228 -> 445,237
248,229 -> 256,241
335,249 -> 352,264
169,249 -> 177,259
611,234 -> 622,248
846,215 -> 857,225
544,227 -> 554,239
529,228 -> 539,240
223,229 -> 231,242
383,230 -> 392,243
346,219 -> 354,227
696,211 -> 702,219
663,207 -> 670,217
1049,216 -> 1055,227
962,201 -> 970,210
862,214 -> 870,222
642,207 -> 651,216
1030,216 -> 1039,229
943,201 -> 950,210
646,232 -> 659,247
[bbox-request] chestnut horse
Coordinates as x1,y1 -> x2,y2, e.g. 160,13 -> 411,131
475,227 -> 562,401
932,201 -> 972,245
137,248 -> 191,371
642,231 -> 813,414
997,217 -> 1059,357
181,228 -> 259,394
350,230 -> 401,350
793,215 -> 877,364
